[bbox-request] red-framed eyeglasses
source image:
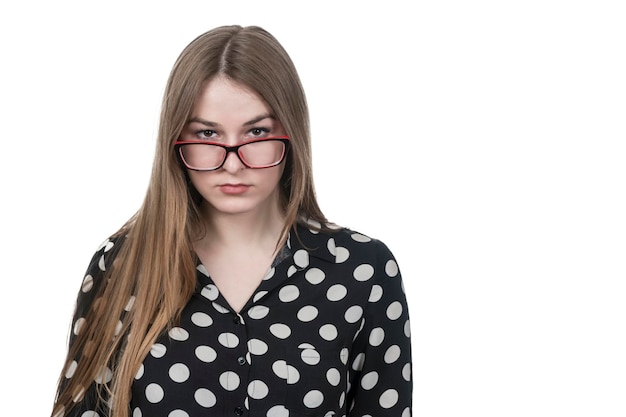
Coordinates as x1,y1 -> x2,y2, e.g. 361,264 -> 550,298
174,137 -> 290,171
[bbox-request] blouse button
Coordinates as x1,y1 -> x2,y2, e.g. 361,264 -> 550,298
237,356 -> 246,365
234,406 -> 244,416
233,315 -> 241,324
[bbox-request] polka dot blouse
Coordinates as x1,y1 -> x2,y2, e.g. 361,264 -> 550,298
61,223 -> 412,417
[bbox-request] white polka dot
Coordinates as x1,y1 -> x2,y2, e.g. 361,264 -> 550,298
352,353 -> 365,371
103,240 -> 114,252
197,264 -> 209,277
303,390 -> 324,408
305,268 -> 325,284
73,318 -> 85,335
195,346 -> 217,363
125,296 -> 136,311
361,371 -> 379,390
150,343 -> 167,358
286,366 -> 300,384
402,363 -> 412,381
293,249 -> 309,268
253,291 -> 268,302
135,364 -> 144,380
351,233 -> 371,242
327,238 -> 349,262
65,360 -> 77,378
248,305 -> 270,319
405,320 -> 411,337
218,332 -> 240,348
168,411 -> 189,417
114,320 -> 123,336
212,302 -> 229,313
81,411 -> 99,417
385,259 -> 399,277
94,366 -> 112,384
319,324 -> 338,340
379,389 -> 399,408
387,301 -> 403,320
344,306 -> 364,323
271,360 -> 300,383
266,405 -> 289,417
369,327 -> 385,346
301,348 -> 321,365
326,368 -> 341,386
98,255 -> 106,271
385,345 -> 401,363
219,371 -> 240,391
340,348 -> 349,364
132,407 -> 142,417
247,339 -> 268,355
297,305 -> 318,322
327,284 -> 347,301
369,285 -> 383,302
195,388 -> 217,408
200,284 -> 219,301
145,383 -> 164,403
169,363 -> 190,382
247,379 -> 269,399
357,317 -> 366,334
263,268 -> 275,280
353,264 -> 375,281
402,407 -> 411,417
279,285 -> 300,302
168,327 -> 189,341
269,323 -> 292,339
336,247 -> 350,263
191,312 -> 213,327
287,265 -> 298,277
272,360 -> 288,379
81,275 -> 94,292
327,238 -> 337,254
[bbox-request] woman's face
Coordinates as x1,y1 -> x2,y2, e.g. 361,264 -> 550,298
180,76 -> 287,218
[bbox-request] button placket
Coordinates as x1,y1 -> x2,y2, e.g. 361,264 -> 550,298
225,309 -> 250,417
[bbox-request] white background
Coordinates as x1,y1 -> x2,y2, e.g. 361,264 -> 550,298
1,1 -> 625,416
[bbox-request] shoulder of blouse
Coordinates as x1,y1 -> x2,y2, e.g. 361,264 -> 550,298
292,221 -> 399,270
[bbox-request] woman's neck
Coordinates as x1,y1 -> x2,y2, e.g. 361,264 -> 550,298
196,203 -> 286,253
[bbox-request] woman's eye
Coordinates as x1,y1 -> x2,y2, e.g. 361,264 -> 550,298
197,129 -> 216,139
249,127 -> 269,137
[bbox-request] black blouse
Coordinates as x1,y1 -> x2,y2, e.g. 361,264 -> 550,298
61,223 -> 412,417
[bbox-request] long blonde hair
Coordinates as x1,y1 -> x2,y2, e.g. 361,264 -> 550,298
52,25 -> 326,417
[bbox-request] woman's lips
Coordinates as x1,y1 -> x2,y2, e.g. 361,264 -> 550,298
219,184 -> 250,195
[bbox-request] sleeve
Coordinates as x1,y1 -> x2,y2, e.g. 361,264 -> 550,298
347,240 -> 412,417
58,236 -> 123,417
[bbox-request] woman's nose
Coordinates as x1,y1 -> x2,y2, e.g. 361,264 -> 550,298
221,150 -> 246,173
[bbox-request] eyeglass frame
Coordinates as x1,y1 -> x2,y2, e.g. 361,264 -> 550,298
174,136 -> 290,171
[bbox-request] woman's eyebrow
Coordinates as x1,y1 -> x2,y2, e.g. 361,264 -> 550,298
188,117 -> 219,127
243,113 -> 274,126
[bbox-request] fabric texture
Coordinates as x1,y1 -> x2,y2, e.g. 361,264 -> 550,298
62,223 -> 412,417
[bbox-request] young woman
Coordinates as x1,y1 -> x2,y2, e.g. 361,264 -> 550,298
51,25 -> 412,417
